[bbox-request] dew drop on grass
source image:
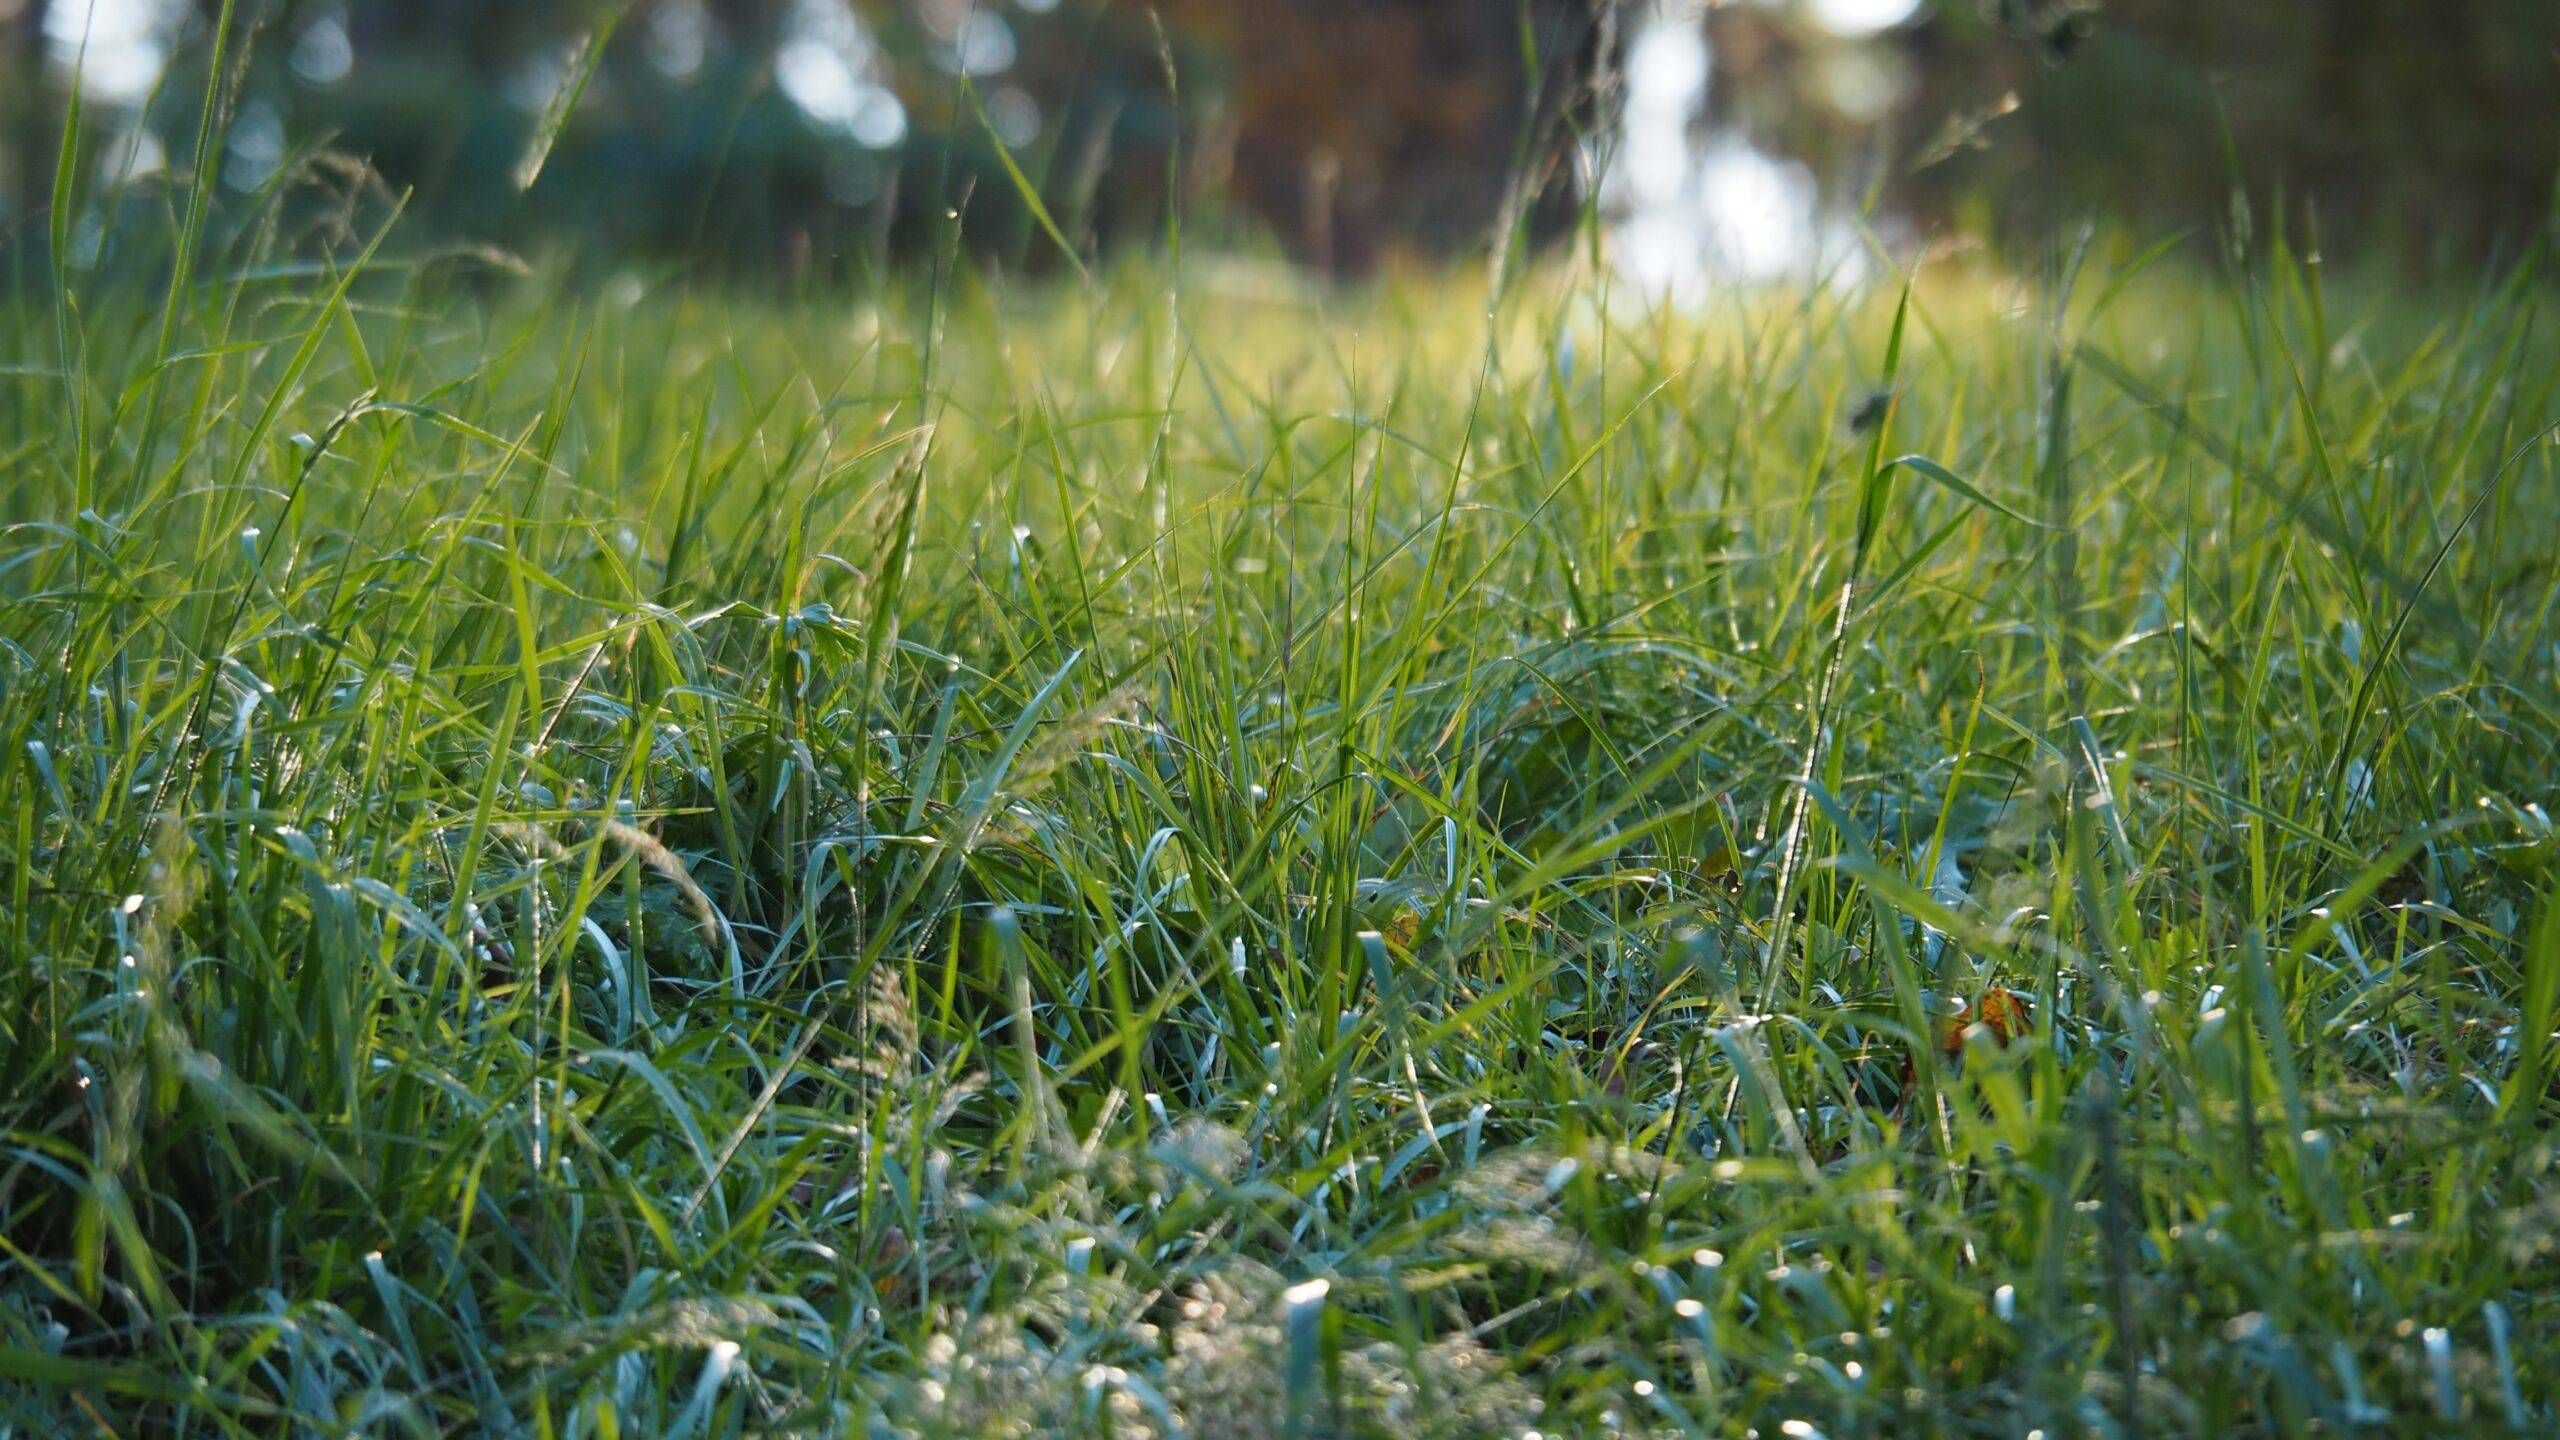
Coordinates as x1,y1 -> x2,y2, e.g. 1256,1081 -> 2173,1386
2423,1327 -> 2457,1419
1281,1277 -> 1330,1416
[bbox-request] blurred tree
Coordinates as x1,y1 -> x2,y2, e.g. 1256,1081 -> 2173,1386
1898,0 -> 2559,255
1152,0 -> 1609,271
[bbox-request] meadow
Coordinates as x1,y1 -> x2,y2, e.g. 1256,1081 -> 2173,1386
3,188 -> 2559,1435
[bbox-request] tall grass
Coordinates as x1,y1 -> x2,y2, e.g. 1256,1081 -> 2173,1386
5,120 -> 2560,1436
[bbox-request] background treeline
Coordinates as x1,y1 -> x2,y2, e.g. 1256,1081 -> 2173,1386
2,0 -> 2555,278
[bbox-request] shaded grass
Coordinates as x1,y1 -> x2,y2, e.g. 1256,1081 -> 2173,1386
3,174 -> 2560,1436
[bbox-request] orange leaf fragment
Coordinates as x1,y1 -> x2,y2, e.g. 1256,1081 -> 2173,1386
1937,985 -> 2030,1058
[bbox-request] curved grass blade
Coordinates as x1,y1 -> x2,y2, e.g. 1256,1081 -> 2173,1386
515,4 -> 633,192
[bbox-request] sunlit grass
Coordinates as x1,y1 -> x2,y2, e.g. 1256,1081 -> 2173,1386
3,161 -> 2559,1435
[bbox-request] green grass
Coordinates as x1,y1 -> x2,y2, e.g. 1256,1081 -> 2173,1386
5,177 -> 2560,1436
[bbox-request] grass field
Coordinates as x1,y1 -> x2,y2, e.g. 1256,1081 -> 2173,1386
5,195 -> 2560,1436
